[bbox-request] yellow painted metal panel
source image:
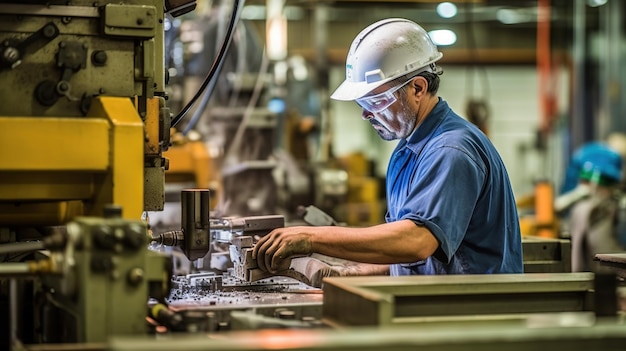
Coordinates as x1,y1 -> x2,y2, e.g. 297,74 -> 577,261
0,117 -> 109,171
0,172 -> 94,200
88,97 -> 144,220
164,145 -> 194,172
164,141 -> 212,189
0,201 -> 84,226
144,97 -> 161,156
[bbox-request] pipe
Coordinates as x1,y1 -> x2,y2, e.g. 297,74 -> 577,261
537,0 -> 553,134
0,262 -> 30,275
9,279 -> 16,351
0,241 -> 44,255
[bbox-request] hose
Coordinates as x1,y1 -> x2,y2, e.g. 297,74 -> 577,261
171,0 -> 245,129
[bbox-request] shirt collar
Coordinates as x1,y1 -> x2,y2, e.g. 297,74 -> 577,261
406,97 -> 448,144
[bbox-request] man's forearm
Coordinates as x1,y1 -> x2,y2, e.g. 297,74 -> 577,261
310,220 -> 438,264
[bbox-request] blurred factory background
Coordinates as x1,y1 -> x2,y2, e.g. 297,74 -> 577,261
3,0 -> 626,350
154,0 -> 626,231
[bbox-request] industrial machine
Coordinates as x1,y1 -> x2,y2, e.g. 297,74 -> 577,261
0,0 -> 193,348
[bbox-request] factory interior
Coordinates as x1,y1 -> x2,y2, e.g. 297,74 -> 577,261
3,0 -> 626,349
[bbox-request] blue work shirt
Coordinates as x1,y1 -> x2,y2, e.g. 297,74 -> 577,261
386,98 -> 523,275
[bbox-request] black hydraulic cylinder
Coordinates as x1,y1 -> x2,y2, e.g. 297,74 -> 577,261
181,189 -> 210,261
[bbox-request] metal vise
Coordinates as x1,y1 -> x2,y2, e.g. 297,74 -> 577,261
152,188 -> 285,262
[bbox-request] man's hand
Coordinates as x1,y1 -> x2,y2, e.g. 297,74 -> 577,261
252,226 -> 314,273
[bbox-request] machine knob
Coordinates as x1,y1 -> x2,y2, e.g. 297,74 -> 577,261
93,225 -> 116,250
1,46 -> 20,67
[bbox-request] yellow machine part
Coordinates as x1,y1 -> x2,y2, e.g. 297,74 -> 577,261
517,180 -> 559,238
144,97 -> 163,157
336,152 -> 384,226
163,137 -> 220,209
164,140 -> 213,189
0,96 -> 144,225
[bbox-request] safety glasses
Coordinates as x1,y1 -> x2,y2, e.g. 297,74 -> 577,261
355,78 -> 414,113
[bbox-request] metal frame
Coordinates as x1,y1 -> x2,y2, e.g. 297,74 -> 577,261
322,273 -> 595,327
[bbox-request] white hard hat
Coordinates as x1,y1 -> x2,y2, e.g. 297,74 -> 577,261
331,18 -> 443,101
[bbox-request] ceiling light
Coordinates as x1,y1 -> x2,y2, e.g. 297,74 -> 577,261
428,29 -> 457,46
587,0 -> 608,7
496,8 -> 535,25
436,2 -> 458,19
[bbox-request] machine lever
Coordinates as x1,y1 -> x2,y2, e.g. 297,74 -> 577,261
0,22 -> 59,70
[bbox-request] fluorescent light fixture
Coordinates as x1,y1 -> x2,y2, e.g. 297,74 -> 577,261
436,2 -> 458,18
587,0 -> 607,7
496,8 -> 535,24
428,29 -> 457,46
266,0 -> 287,61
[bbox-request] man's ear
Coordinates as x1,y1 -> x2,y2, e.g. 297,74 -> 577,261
413,77 -> 427,95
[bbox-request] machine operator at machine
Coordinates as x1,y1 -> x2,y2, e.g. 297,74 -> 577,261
3,2 -> 626,351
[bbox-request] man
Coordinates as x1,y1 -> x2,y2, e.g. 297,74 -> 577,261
253,18 -> 523,278
562,142 -> 625,272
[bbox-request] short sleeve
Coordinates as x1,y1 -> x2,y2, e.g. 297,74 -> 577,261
396,146 -> 486,263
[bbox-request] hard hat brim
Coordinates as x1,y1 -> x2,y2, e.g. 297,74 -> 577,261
330,79 -> 387,101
